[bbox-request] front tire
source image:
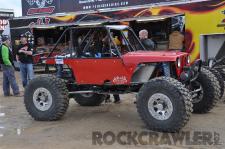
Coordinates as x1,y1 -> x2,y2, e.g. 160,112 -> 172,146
24,76 -> 69,121
137,77 -> 192,132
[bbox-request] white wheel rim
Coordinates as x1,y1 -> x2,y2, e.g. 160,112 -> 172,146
148,93 -> 173,120
33,88 -> 53,111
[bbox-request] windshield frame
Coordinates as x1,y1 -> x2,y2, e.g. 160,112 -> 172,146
108,27 -> 146,53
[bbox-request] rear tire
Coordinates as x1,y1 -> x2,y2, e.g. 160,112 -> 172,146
137,77 -> 192,132
74,94 -> 106,106
24,76 -> 69,121
209,68 -> 224,99
215,66 -> 225,81
192,67 -> 220,113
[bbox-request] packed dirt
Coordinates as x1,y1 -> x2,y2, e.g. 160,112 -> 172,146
0,72 -> 225,149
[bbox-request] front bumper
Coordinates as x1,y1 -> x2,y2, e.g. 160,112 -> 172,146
180,59 -> 202,83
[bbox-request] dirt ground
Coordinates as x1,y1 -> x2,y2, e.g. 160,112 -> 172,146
0,72 -> 225,149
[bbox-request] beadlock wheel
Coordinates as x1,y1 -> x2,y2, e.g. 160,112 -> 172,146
24,76 -> 69,121
33,87 -> 53,111
148,93 -> 173,120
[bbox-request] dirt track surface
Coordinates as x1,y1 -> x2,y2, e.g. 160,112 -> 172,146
0,72 -> 225,149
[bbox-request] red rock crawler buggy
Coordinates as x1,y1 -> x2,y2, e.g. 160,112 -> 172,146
24,25 -> 220,132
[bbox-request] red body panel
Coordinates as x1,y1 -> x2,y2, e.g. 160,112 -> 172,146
122,51 -> 188,64
46,51 -> 188,85
65,58 -> 134,85
122,51 -> 188,76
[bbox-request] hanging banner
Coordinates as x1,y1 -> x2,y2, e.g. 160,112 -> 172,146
22,0 -> 184,16
0,11 -> 14,34
22,0 -> 58,16
72,0 -> 183,11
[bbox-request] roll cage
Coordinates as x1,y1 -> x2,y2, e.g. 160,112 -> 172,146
46,25 -> 146,59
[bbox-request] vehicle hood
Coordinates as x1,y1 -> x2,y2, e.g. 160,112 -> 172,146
122,50 -> 188,64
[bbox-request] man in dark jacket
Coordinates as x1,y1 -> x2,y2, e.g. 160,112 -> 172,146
0,35 -> 21,96
16,34 -> 34,87
139,29 -> 155,50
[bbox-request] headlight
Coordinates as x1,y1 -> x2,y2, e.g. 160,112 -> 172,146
187,55 -> 191,64
177,58 -> 181,68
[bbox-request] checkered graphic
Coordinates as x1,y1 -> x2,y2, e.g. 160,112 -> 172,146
26,0 -> 54,8
26,0 -> 36,6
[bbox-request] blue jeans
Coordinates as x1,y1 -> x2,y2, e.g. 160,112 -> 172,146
56,64 -> 63,78
19,63 -> 34,87
1,65 -> 20,96
162,63 -> 171,77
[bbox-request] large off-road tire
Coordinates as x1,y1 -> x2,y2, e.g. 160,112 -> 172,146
192,67 -> 220,113
74,94 -> 106,106
209,68 -> 224,99
215,66 -> 225,81
24,76 -> 69,121
137,77 -> 192,132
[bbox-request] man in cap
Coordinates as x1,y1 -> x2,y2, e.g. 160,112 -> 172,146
16,34 -> 34,87
0,35 -> 21,96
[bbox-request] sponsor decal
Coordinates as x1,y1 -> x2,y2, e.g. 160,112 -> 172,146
113,76 -> 128,84
217,10 -> 225,28
26,0 -> 55,15
26,0 -> 54,8
55,57 -> 64,65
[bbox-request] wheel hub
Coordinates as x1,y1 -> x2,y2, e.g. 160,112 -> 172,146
191,81 -> 204,103
81,93 -> 93,98
148,93 -> 173,120
33,88 -> 53,111
155,104 -> 164,111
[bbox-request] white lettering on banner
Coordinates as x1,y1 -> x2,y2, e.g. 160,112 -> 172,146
0,19 -> 8,31
80,1 -> 129,10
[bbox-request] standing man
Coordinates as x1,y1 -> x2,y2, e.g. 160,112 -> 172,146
0,35 -> 21,96
16,34 -> 34,87
139,29 -> 155,50
139,30 -> 170,76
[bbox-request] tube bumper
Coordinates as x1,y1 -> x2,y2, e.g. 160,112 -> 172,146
180,59 -> 202,83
